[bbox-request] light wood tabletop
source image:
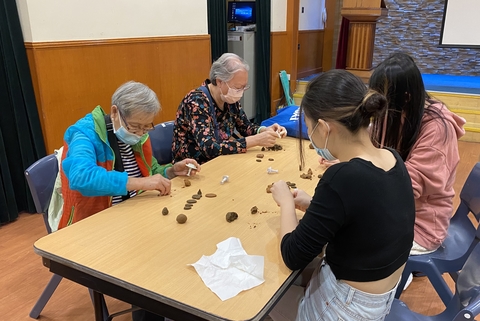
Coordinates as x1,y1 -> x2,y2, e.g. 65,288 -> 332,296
34,137 -> 325,321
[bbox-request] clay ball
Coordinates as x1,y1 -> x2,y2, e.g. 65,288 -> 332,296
176,214 -> 187,224
226,212 -> 238,223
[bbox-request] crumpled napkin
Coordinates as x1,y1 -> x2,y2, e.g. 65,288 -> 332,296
189,237 -> 265,301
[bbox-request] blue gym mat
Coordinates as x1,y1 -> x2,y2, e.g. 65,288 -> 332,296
422,74 -> 480,95
298,73 -> 480,95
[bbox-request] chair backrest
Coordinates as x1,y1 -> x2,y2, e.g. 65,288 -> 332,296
24,154 -> 59,232
149,121 -> 174,164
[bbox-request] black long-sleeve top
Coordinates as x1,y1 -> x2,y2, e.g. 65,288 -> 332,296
281,149 -> 415,282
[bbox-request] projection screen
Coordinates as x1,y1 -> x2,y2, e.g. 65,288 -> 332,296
440,0 -> 480,47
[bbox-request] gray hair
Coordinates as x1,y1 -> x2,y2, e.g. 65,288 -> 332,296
209,53 -> 250,85
111,81 -> 160,117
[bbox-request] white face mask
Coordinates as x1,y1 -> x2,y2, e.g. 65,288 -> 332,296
220,82 -> 244,104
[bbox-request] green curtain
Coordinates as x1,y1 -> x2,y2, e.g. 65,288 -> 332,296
207,0 -> 228,62
0,0 -> 46,223
255,0 -> 271,122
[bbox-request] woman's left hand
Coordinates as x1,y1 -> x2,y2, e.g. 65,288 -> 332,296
270,180 -> 294,207
172,159 -> 201,177
266,123 -> 287,138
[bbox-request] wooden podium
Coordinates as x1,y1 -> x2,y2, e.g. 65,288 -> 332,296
341,0 -> 387,82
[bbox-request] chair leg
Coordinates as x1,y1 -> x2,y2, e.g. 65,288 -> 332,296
88,289 -> 110,321
29,274 -> 63,319
395,267 -> 412,299
426,272 -> 454,307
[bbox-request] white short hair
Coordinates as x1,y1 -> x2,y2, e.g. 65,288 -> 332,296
209,53 -> 250,85
111,81 -> 160,117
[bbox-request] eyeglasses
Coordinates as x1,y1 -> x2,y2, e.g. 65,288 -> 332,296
225,82 -> 251,93
118,111 -> 155,135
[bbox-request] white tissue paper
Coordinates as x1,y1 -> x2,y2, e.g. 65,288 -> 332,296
189,237 -> 265,301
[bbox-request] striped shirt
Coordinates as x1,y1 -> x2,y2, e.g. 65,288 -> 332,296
112,140 -> 143,206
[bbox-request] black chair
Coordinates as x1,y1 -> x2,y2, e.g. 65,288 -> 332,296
396,163 -> 480,306
386,242 -> 480,320
149,121 -> 175,164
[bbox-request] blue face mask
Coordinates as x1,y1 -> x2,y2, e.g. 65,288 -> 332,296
114,118 -> 142,145
308,121 -> 337,161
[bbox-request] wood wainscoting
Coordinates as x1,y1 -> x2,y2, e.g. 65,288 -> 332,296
25,35 -> 211,153
297,30 -> 324,80
270,31 -> 289,115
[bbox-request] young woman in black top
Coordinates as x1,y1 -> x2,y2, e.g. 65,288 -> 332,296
269,70 -> 415,321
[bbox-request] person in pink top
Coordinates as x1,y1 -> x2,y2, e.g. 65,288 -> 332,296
369,53 -> 466,254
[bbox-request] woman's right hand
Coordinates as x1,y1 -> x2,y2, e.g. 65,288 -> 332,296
255,130 -> 278,147
292,189 -> 312,212
127,174 -> 171,196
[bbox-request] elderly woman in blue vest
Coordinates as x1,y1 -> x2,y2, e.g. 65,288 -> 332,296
60,81 -> 200,321
172,53 -> 287,164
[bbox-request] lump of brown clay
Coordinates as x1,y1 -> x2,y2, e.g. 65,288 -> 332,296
197,189 -> 202,196
266,144 -> 282,151
186,199 -> 197,204
226,212 -> 238,222
309,142 -> 314,149
268,158 -> 274,161
318,173 -> 323,178
256,159 -> 262,162
250,206 -> 258,214
307,168 -> 313,175
192,194 -> 201,200
205,193 -> 217,198
162,207 -> 169,215
184,179 -> 191,187
176,214 -> 187,224
286,181 -> 297,189
266,184 -> 273,193
300,173 -> 312,180
261,147 -> 266,151
256,154 -> 264,158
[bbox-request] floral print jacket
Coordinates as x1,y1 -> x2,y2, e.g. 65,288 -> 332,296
172,79 -> 260,164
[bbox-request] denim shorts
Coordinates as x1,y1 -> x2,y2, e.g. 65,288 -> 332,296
296,262 -> 397,321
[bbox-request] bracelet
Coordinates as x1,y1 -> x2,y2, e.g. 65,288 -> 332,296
257,126 -> 266,134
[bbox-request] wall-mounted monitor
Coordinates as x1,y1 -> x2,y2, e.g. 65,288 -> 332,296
227,1 -> 256,25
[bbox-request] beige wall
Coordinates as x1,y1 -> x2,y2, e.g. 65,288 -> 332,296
15,0 -> 208,42
299,0 -> 325,30
271,0 -> 287,31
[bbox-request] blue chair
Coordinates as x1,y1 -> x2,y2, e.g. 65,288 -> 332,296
386,242 -> 480,320
25,154 -> 109,320
396,163 -> 480,306
149,121 -> 174,164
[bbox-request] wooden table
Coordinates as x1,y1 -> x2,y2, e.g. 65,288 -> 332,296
34,137 -> 324,321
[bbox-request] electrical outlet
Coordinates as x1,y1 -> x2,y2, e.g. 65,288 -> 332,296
302,7 -> 305,13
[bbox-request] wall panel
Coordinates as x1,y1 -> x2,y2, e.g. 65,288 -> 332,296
297,30 -> 324,79
270,31 -> 289,115
26,35 -> 211,152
